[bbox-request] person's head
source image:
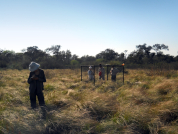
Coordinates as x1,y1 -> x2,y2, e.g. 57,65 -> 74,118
29,62 -> 40,72
112,65 -> 115,68
99,64 -> 102,68
89,66 -> 92,70
34,69 -> 39,73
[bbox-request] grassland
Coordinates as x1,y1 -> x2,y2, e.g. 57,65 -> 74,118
0,68 -> 178,134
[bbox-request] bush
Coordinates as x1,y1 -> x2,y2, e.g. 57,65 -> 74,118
0,61 -> 7,68
13,64 -> 23,70
95,59 -> 103,63
109,60 -> 121,66
70,60 -> 79,66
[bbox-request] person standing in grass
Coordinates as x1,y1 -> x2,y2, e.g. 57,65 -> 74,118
28,62 -> 46,109
98,64 -> 105,80
110,65 -> 119,81
88,66 -> 94,81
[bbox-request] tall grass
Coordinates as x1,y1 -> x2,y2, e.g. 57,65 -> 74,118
0,69 -> 178,133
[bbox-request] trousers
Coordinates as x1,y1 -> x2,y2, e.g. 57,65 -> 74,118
99,75 -> 105,80
30,89 -> 45,109
111,75 -> 116,81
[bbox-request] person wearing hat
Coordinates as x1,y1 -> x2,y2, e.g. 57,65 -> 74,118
27,62 -> 46,109
98,64 -> 105,80
110,65 -> 119,81
88,66 -> 94,80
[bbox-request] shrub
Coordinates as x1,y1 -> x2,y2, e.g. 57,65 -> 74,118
70,60 -> 79,66
0,61 -> 7,68
95,59 -> 103,63
109,60 -> 121,66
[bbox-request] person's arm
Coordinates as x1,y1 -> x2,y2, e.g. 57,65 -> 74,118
88,70 -> 91,75
38,70 -> 46,82
89,70 -> 94,75
27,72 -> 33,84
110,68 -> 112,74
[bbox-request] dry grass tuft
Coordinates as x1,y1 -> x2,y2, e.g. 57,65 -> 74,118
159,109 -> 178,124
82,94 -> 119,121
44,70 -> 56,79
157,82 -> 172,95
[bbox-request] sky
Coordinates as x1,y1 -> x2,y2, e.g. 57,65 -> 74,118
0,0 -> 178,57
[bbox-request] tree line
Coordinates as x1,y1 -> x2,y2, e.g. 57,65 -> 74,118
0,43 -> 178,70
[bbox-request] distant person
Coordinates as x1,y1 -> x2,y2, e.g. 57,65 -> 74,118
98,64 -> 105,80
27,62 -> 46,109
88,66 -> 94,80
110,65 -> 119,81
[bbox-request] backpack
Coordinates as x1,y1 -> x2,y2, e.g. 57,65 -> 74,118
99,71 -> 102,76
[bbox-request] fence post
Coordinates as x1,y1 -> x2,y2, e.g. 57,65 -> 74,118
81,66 -> 82,81
123,66 -> 124,84
107,65 -> 108,80
94,65 -> 95,85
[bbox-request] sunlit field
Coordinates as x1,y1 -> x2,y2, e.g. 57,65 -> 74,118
0,68 -> 178,134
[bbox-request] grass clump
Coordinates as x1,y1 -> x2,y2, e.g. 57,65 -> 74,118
141,83 -> 150,90
44,84 -> 55,91
44,69 -> 56,79
157,83 -> 172,95
0,73 -> 5,87
0,82 -> 6,87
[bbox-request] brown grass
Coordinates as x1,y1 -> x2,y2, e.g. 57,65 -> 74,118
0,69 -> 178,133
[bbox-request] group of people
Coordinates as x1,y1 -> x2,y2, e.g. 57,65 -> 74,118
88,64 -> 119,81
27,62 -> 120,111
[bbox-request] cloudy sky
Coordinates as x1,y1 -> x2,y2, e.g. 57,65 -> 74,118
0,0 -> 178,57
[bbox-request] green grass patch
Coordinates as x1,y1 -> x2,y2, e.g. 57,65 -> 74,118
141,84 -> 150,90
44,84 -> 55,91
0,82 -> 6,87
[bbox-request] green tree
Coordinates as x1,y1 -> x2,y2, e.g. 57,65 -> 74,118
153,44 -> 169,54
96,49 -> 118,61
23,46 -> 46,62
71,60 -> 79,66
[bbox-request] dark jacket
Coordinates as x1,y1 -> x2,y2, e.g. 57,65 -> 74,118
27,69 -> 46,93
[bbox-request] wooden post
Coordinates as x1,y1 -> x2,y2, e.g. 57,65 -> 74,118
81,66 -> 82,81
123,66 -> 124,84
94,65 -> 95,85
107,65 -> 108,80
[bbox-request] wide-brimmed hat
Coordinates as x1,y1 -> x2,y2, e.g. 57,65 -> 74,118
89,66 -> 92,69
29,62 -> 40,72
